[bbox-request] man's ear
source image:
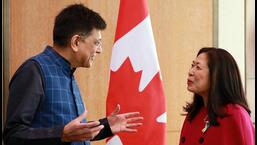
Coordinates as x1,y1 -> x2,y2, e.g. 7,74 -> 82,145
70,35 -> 80,52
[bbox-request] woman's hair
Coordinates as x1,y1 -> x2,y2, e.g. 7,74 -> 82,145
183,47 -> 250,126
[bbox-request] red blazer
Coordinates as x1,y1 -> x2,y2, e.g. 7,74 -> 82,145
179,104 -> 255,145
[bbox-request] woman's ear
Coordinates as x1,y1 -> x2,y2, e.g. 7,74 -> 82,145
70,35 -> 80,52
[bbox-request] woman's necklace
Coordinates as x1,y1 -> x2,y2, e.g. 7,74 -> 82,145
201,115 -> 210,134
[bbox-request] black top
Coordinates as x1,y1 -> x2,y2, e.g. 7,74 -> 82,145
3,60 -> 113,145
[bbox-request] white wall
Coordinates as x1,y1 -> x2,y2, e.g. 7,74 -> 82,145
215,0 -> 255,123
216,0 -> 245,86
246,0 -> 255,124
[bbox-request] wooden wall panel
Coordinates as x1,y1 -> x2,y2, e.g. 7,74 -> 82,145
149,1 -> 213,144
8,0 -> 213,145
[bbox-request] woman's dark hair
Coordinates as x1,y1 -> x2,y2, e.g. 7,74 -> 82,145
183,47 -> 250,126
53,3 -> 106,47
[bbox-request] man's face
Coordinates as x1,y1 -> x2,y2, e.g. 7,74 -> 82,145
76,29 -> 102,68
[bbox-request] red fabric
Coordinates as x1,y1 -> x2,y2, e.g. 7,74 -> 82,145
106,0 -> 166,144
107,59 -> 166,144
179,104 -> 255,145
114,0 -> 148,42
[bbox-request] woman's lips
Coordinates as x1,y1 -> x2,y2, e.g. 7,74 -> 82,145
187,79 -> 193,85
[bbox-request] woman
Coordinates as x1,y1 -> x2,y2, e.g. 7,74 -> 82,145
179,47 -> 255,145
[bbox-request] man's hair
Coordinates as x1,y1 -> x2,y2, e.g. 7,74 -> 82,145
183,47 -> 250,126
53,3 -> 106,47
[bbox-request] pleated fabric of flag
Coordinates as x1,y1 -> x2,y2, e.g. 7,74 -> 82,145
106,0 -> 167,144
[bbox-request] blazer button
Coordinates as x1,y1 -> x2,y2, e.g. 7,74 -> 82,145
199,137 -> 204,144
181,136 -> 186,143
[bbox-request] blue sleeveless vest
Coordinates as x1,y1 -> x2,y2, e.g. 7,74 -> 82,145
31,46 -> 90,145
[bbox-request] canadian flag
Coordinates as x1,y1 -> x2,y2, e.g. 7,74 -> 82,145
106,0 -> 167,145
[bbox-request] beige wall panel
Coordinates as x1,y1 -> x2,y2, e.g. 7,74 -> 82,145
167,131 -> 181,145
9,0 -> 212,145
10,0 -> 99,77
149,0 -> 213,133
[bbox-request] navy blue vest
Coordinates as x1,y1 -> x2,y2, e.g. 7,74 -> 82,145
31,46 -> 90,145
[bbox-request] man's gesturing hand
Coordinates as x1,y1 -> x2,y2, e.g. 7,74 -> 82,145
61,111 -> 104,142
107,104 -> 144,134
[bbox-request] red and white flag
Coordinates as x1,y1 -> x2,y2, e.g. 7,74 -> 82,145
106,0 -> 166,145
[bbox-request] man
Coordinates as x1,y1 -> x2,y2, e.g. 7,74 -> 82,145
3,3 -> 143,145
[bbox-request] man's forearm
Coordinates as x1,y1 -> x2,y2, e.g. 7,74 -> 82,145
4,125 -> 66,145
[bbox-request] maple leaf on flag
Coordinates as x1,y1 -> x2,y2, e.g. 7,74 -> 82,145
106,0 -> 167,144
107,58 -> 166,145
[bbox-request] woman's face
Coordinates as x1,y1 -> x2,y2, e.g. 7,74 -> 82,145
187,53 -> 210,98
